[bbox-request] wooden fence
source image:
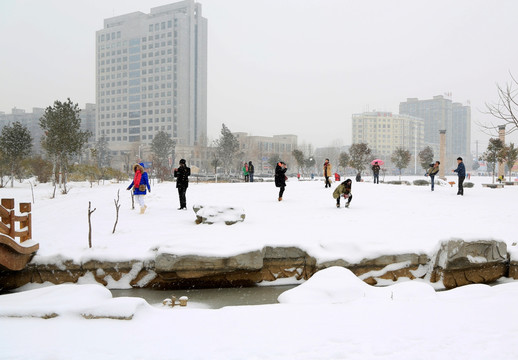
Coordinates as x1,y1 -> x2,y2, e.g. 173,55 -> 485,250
0,198 -> 32,243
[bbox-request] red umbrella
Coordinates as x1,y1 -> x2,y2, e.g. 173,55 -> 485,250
371,159 -> 384,166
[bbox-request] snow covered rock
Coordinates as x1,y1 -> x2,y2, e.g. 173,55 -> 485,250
193,204 -> 245,225
430,239 -> 508,289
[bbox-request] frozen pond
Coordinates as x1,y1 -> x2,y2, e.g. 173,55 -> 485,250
110,284 -> 297,309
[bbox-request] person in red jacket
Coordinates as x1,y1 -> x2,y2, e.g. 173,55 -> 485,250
126,163 -> 151,214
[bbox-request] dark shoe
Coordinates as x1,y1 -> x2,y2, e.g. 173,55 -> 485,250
278,197 -> 282,201
345,202 -> 350,208
336,204 -> 340,208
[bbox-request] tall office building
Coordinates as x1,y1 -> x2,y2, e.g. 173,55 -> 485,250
399,95 -> 471,161
352,111 -> 424,160
452,102 -> 471,158
95,0 -> 207,160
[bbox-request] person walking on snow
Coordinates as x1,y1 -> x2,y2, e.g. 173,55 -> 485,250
425,161 -> 440,191
333,179 -> 353,208
275,161 -> 287,201
174,159 -> 191,209
242,162 -> 249,182
248,161 -> 255,182
372,162 -> 380,184
452,157 -> 465,196
323,158 -> 332,188
127,163 -> 151,214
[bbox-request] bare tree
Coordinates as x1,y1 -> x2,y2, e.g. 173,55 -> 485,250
112,190 -> 121,234
483,73 -> 518,135
88,201 -> 96,248
391,147 -> 412,180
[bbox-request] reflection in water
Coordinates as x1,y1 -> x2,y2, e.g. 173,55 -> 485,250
111,285 -> 297,309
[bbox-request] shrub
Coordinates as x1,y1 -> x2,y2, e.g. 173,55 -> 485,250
386,180 -> 411,185
413,179 -> 430,186
464,182 -> 474,188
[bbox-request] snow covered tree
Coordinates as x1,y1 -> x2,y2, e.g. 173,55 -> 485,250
213,124 -> 240,175
0,121 -> 33,187
338,152 -> 350,172
348,143 -> 372,176
418,146 -> 434,171
151,130 -> 175,181
391,147 -> 411,180
292,149 -> 305,175
482,138 -> 506,183
39,98 -> 91,191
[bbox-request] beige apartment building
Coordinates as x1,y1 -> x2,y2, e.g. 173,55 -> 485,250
352,111 -> 424,162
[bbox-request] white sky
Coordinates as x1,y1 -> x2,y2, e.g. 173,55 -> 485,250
1,0 -> 517,150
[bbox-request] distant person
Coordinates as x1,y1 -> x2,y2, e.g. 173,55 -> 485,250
497,175 -> 504,183
248,161 -> 255,182
274,161 -> 287,201
126,163 -> 151,214
355,172 -> 361,182
334,172 -> 341,182
372,162 -> 380,184
452,157 -> 466,196
242,162 -> 249,182
425,161 -> 440,191
174,159 -> 191,209
333,179 -> 353,208
323,158 -> 332,188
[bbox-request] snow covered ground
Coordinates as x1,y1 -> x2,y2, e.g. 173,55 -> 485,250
2,174 -> 517,266
1,267 -> 518,359
1,174 -> 518,359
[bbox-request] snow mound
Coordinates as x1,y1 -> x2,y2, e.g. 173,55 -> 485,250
0,284 -> 151,319
277,267 -> 437,304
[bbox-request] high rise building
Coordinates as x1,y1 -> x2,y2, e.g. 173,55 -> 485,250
352,111 -> 424,161
399,95 -> 471,162
95,0 -> 208,163
452,102 -> 471,158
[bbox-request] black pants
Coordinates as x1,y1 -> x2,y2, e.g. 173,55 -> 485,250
178,186 -> 187,208
325,176 -> 331,188
336,194 -> 352,206
278,186 -> 285,198
373,173 -> 379,184
457,176 -> 465,195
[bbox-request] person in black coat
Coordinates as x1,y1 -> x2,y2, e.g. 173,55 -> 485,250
173,159 -> 191,209
452,157 -> 466,196
274,161 -> 287,201
248,161 -> 255,183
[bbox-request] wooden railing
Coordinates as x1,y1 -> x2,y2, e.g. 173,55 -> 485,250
0,199 -> 32,243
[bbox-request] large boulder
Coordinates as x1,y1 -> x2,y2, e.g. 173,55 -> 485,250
430,239 -> 508,289
193,204 -> 245,225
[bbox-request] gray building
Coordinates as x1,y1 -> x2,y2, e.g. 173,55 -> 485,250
399,95 -> 471,163
95,0 -> 208,163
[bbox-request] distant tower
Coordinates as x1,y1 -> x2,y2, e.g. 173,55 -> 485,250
498,125 -> 506,178
439,130 -> 446,178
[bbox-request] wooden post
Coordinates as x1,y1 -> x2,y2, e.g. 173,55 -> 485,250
1,199 -> 14,226
19,203 -> 32,242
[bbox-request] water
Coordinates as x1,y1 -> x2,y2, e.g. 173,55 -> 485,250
111,284 -> 297,309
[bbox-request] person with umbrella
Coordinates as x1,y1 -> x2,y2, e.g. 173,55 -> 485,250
371,159 -> 383,184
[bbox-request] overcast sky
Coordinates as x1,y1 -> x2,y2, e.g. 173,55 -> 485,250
1,0 -> 517,151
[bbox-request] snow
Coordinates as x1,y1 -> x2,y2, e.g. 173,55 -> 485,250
1,175 -> 518,359
1,267 -> 518,359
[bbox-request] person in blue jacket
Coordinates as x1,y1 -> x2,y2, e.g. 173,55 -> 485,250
127,163 -> 151,213
452,157 -> 465,196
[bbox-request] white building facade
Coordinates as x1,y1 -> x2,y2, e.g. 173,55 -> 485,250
95,0 -> 207,163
